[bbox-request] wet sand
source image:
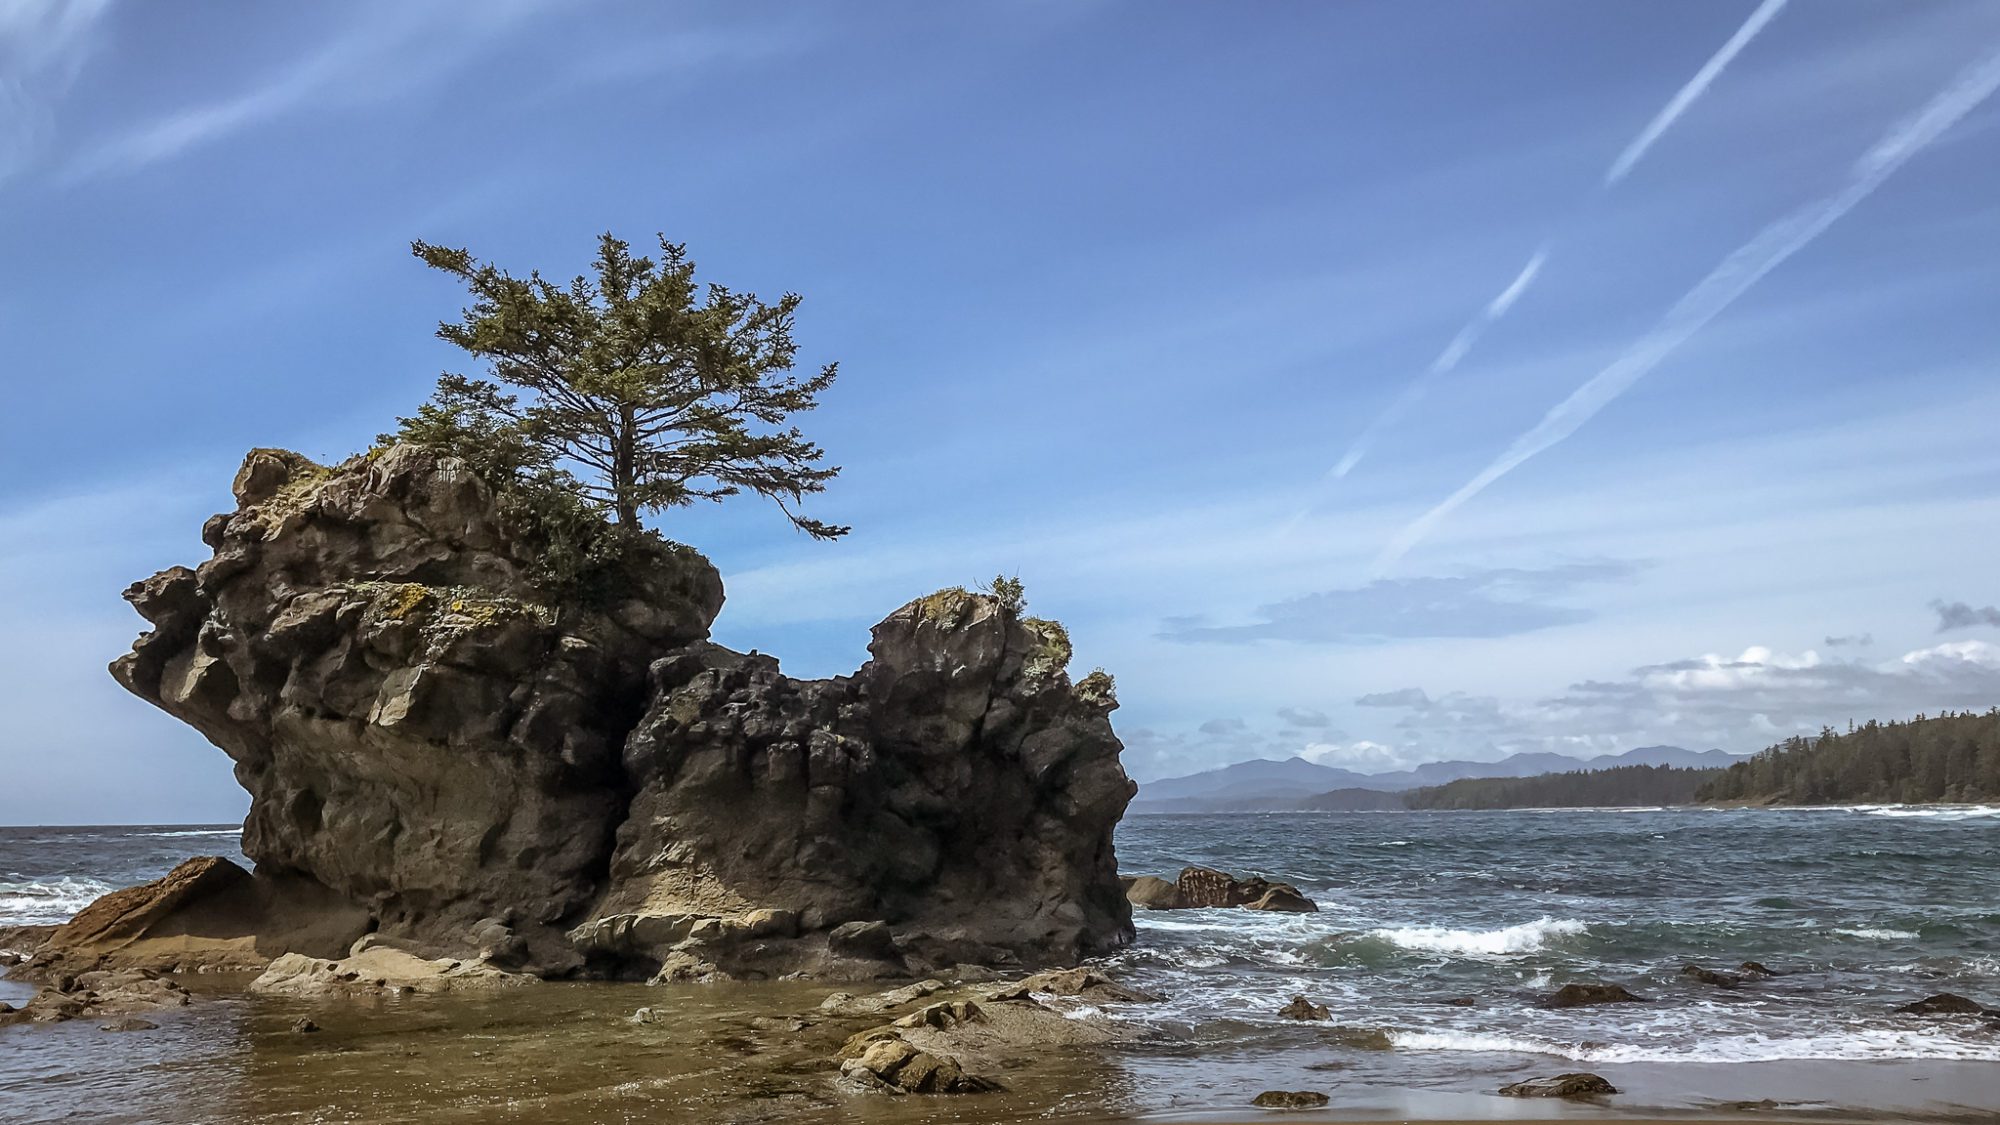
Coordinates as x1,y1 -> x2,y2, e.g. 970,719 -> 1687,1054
3,974 -> 1993,1124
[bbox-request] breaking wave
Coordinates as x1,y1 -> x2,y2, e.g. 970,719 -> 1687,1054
0,875 -> 114,927
1363,916 -> 1587,956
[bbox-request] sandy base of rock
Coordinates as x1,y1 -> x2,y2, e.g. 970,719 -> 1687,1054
249,940 -> 534,996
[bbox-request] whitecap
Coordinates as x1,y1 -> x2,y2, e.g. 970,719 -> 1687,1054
1847,805 -> 2000,820
132,828 -> 243,838
1833,926 -> 1920,941
1364,916 -> 1586,957
0,875 -> 115,926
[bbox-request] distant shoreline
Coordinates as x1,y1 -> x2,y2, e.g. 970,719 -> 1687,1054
1127,801 -> 2000,815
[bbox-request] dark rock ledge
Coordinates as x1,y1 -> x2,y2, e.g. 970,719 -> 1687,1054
10,445 -> 1136,992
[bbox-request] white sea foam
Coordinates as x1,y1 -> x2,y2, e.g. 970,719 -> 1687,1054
1833,927 -> 1920,941
1850,805 -> 2000,821
133,828 -> 243,838
1392,1026 -> 2000,1063
1366,916 -> 1586,956
0,875 -> 115,926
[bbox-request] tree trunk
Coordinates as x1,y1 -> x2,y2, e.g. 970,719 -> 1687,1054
613,406 -> 637,527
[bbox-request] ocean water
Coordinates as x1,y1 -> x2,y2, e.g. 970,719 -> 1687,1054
2,808 -> 1998,1122
1107,807 -> 2000,1096
0,825 -> 250,927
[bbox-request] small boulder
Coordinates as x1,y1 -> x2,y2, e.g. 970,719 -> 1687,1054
1000,967 -> 1159,1003
1504,1064 -> 1624,1096
1278,994 -> 1331,1021
838,1034 -> 998,1094
1252,1090 -> 1330,1108
1739,961 -> 1778,977
1682,963 -> 1743,989
827,920 -> 900,963
1125,875 -> 1182,911
98,1017 -> 158,1032
1898,993 -> 1989,1016
290,1017 -> 320,1033
1540,983 -> 1645,1009
1244,884 -> 1319,913
893,1000 -> 985,1031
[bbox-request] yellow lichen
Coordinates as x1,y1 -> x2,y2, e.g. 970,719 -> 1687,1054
1021,616 -> 1073,679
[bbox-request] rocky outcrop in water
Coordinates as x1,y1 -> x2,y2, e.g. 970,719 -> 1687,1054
1118,866 -> 1319,913
98,445 -> 1136,981
1499,1073 -> 1618,1099
1252,1091 -> 1330,1108
1539,982 -> 1645,1008
1277,994 -> 1331,1021
1897,992 -> 1991,1016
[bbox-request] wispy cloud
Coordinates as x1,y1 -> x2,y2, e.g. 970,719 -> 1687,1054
1377,45 -> 2000,571
1605,0 -> 1791,185
0,0 -> 115,182
65,0 -> 557,180
1161,560 -> 1640,645
1345,641 -> 2000,763
1328,246 -> 1548,481
1933,600 -> 2000,632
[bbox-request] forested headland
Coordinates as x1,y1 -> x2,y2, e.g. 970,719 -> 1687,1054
1402,764 -> 1722,810
1697,710 -> 2000,805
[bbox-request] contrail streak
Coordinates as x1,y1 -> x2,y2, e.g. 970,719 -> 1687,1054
1606,0 -> 1790,185
1331,247 -> 1547,480
1377,45 -> 2000,571
1322,2 -> 1786,489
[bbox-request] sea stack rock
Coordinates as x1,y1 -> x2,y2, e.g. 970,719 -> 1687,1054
104,445 -> 1136,979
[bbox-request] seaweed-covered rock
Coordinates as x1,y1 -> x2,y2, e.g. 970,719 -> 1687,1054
1898,993 -> 1990,1016
1682,963 -> 1743,989
1499,1073 -> 1618,1098
1540,983 -> 1645,1008
1278,994 -> 1331,1021
1252,1090 -> 1330,1108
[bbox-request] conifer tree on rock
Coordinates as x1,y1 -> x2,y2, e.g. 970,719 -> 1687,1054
400,232 -> 847,538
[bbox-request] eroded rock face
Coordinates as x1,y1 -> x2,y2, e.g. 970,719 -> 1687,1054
577,588 -> 1136,977
105,445 -> 1135,979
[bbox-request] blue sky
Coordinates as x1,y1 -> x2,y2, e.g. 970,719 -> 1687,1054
3,1 -> 1999,823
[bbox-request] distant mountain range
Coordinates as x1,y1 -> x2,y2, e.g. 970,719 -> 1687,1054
1132,745 -> 1744,813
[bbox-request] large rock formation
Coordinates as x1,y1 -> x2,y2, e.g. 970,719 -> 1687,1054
101,445 -> 1135,979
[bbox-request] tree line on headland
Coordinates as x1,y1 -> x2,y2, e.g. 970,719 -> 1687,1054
1696,710 -> 2000,805
1292,710 -> 2000,810
1401,764 -> 1721,810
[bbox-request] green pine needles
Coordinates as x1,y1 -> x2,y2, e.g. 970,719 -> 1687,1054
397,232 -> 847,539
